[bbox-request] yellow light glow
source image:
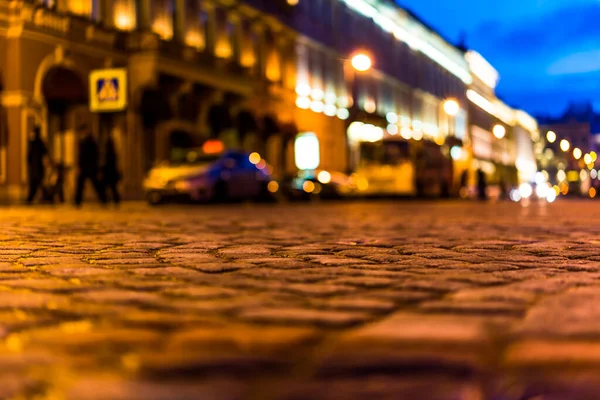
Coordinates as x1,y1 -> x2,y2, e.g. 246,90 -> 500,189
356,177 -> 369,191
317,171 -> 331,184
546,131 -> 556,143
592,152 -> 598,162
266,52 -> 281,82
152,18 -> 173,40
287,0 -> 299,5
249,152 -> 261,165
185,31 -> 204,49
215,40 -> 232,59
584,153 -> 592,165
553,185 -> 560,195
241,49 -> 256,68
69,0 -> 91,16
591,187 -> 597,198
493,124 -> 506,139
573,148 -> 582,160
267,181 -> 279,193
303,181 -> 315,193
114,3 -> 134,31
443,99 -> 459,116
560,139 -> 570,152
351,53 -> 372,72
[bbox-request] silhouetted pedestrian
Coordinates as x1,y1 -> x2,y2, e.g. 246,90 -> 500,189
26,127 -> 48,204
499,178 -> 508,200
477,168 -> 487,201
101,135 -> 121,205
75,126 -> 107,207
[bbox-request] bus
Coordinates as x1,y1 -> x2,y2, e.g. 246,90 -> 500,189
350,138 -> 454,197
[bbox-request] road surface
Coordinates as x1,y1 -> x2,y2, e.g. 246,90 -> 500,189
0,200 -> 598,399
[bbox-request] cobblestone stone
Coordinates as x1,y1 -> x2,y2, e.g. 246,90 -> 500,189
0,200 -> 599,398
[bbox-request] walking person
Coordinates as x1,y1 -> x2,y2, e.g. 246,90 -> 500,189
74,126 -> 107,207
26,127 -> 48,204
476,168 -> 488,201
101,133 -> 121,205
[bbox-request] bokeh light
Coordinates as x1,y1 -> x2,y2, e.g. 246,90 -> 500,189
317,171 -> 331,184
267,181 -> 279,193
303,181 -> 315,193
249,152 -> 261,165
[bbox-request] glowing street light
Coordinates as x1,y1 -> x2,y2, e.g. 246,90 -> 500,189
546,130 -> 556,143
351,53 -> 372,72
493,124 -> 506,139
443,99 -> 459,116
573,147 -> 582,160
560,139 -> 570,152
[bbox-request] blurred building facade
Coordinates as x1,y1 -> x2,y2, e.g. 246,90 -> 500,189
0,0 -> 538,200
463,50 -> 538,196
0,0 -> 303,200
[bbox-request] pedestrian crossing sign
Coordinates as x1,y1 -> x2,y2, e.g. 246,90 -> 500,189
89,68 -> 127,112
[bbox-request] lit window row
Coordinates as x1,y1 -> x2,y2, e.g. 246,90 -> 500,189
338,0 -> 472,84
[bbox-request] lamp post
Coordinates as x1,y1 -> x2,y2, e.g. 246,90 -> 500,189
345,51 -> 372,173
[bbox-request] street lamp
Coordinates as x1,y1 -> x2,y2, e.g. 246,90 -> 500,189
351,53 -> 372,72
493,124 -> 506,139
345,51 -> 373,173
560,139 -> 570,152
573,147 -> 582,160
443,99 -> 459,116
546,131 -> 556,143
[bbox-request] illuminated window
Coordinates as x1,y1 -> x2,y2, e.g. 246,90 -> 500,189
239,20 -> 256,67
151,0 -> 173,40
114,0 -> 135,30
214,7 -> 233,59
184,0 -> 204,49
68,0 -> 92,17
265,29 -> 281,82
295,132 -> 320,170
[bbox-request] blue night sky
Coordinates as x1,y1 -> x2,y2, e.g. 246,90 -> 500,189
397,0 -> 600,117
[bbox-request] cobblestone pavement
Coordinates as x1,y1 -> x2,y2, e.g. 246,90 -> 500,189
0,200 -> 600,399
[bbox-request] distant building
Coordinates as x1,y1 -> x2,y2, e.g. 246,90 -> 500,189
538,102 -> 600,193
539,102 -> 598,153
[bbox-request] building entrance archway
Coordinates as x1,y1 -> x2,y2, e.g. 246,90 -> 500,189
41,66 -> 87,164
